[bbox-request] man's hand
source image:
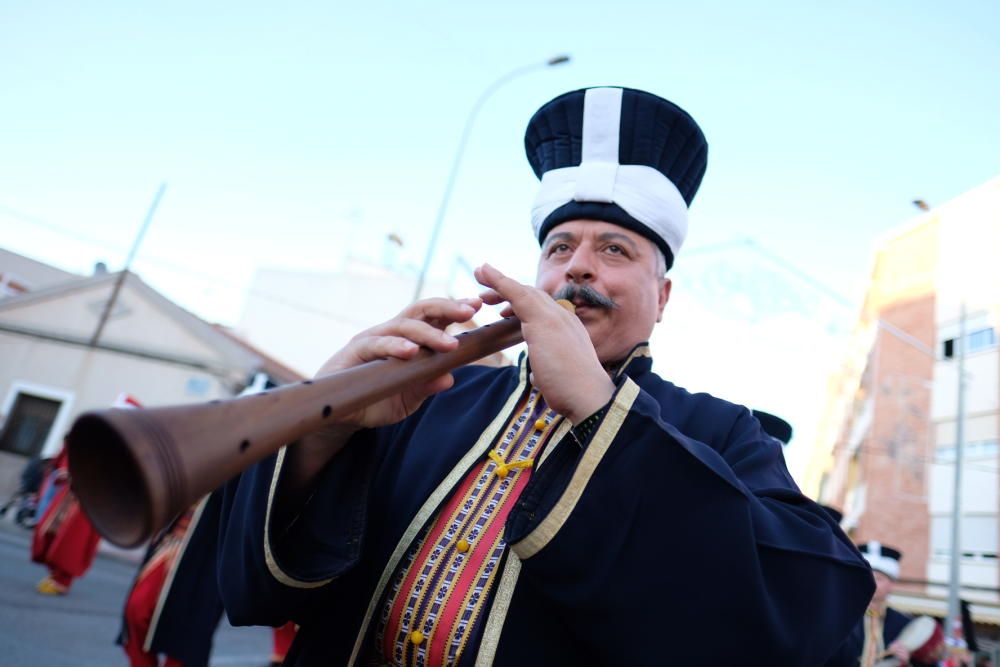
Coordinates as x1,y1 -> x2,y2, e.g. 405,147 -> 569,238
275,296 -> 483,522
314,297 -> 483,431
887,640 -> 911,663
475,263 -> 614,424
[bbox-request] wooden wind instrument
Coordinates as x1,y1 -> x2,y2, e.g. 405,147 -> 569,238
65,316 -> 525,548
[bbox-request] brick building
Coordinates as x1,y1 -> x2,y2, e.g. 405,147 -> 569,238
804,176 -> 1000,643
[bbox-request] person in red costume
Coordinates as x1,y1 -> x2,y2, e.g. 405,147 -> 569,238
31,442 -> 100,594
32,393 -> 142,594
270,622 -> 297,667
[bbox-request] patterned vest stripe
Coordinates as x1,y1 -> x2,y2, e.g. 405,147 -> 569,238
379,389 -> 560,667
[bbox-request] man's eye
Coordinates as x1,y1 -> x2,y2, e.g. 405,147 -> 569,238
550,243 -> 570,254
606,244 -> 625,255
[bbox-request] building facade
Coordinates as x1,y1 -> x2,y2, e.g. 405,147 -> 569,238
0,251 -> 301,499
806,176 -> 1000,638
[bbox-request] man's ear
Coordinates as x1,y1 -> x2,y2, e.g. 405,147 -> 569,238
655,278 -> 672,323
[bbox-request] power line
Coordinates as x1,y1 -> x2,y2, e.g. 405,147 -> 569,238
0,203 -> 131,253
1,201 -> 373,327
831,439 -> 1000,476
744,239 -> 858,310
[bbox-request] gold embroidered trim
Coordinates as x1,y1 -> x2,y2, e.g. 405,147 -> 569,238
614,344 -> 651,379
473,552 -> 522,667
263,446 -> 335,589
511,378 -> 640,560
346,362 -> 530,667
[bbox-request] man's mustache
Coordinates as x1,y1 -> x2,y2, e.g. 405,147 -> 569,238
552,284 -> 618,310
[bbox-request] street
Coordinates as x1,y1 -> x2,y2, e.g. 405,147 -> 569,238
0,521 -> 272,666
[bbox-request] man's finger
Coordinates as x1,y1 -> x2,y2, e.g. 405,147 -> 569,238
475,263 -> 553,321
401,373 -> 455,413
362,318 -> 460,353
401,297 -> 480,324
352,336 -> 420,361
478,288 -> 505,306
473,264 -> 530,300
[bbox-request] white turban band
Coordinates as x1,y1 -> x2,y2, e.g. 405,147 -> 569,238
861,541 -> 900,579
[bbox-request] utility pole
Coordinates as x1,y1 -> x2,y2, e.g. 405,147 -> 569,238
946,302 -> 968,642
89,183 -> 166,347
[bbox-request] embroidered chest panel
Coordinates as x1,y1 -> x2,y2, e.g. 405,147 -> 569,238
376,388 -> 560,667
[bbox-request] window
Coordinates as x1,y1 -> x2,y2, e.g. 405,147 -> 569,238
942,327 -> 997,358
936,439 -> 1000,461
0,393 -> 62,457
930,514 -> 999,560
967,327 -> 997,353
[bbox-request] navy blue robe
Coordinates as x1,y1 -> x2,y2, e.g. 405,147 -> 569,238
218,345 -> 874,665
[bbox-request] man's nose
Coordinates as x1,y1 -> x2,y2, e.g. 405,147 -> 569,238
564,248 -> 595,283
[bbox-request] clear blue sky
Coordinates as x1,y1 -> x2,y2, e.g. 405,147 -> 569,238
2,0 -> 998,477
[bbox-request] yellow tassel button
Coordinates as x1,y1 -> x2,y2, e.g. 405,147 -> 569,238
456,538 -> 470,553
410,630 -> 424,646
533,418 -> 547,431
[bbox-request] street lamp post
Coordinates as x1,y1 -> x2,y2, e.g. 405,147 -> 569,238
411,55 -> 571,302
909,199 -> 970,644
946,303 -> 968,645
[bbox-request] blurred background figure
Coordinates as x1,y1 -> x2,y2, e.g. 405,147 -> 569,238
270,622 -> 297,667
120,494 -> 224,667
825,541 -> 948,666
0,453 -> 50,529
30,439 -> 102,595
119,490 -> 295,667
31,393 -> 142,595
119,374 -> 297,667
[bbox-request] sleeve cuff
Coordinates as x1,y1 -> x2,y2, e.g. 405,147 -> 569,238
509,377 -> 641,560
569,402 -> 611,448
263,433 -> 375,588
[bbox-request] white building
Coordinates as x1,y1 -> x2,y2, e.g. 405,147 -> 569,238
926,177 -> 1000,603
236,258 -> 465,377
0,250 -> 301,497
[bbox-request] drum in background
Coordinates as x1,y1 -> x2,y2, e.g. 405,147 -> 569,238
874,615 -> 945,666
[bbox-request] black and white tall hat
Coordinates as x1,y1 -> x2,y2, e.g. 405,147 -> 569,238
857,541 -> 902,579
524,86 -> 708,270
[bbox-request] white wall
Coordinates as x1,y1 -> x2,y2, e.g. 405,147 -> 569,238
926,560 -> 998,603
1,281 -> 223,363
0,333 -> 233,456
236,260 -> 449,376
934,178 -> 1000,324
932,348 -> 999,420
